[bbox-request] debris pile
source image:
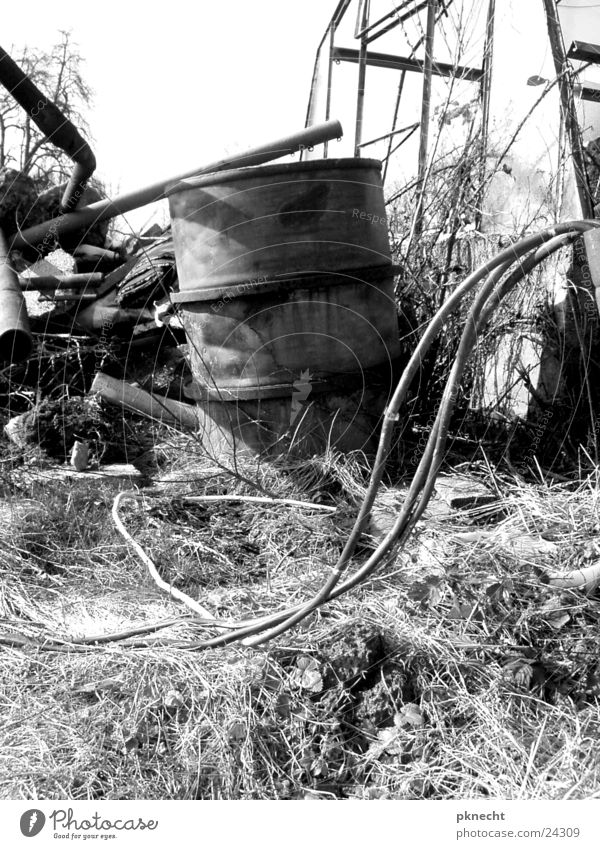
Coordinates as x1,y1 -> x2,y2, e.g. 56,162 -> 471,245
1,203 -> 190,473
0,43 -> 344,473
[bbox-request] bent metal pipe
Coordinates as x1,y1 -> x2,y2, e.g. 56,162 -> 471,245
11,120 -> 344,253
0,45 -> 96,213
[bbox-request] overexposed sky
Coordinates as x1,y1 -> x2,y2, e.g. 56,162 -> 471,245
5,1 -> 334,183
3,1 -> 600,234
4,1 -> 335,231
1,1 -> 499,188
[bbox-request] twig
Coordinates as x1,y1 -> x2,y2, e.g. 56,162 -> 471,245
181,495 -> 337,513
544,561 -> 600,590
0,617 -> 191,652
112,492 -> 218,622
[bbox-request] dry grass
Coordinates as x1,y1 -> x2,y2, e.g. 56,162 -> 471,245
1,433 -> 600,799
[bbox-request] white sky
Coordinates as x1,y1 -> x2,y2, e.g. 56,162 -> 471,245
4,1 -> 335,232
4,1 -> 600,234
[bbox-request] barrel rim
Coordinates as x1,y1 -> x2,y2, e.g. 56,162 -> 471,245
166,157 -> 383,198
170,264 -> 398,303
183,358 -> 402,402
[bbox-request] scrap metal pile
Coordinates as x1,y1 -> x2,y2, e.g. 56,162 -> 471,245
3,223 -> 187,469
3,24 -> 600,650
0,44 -> 341,470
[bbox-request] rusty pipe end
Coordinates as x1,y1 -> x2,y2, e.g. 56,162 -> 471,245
0,45 -> 97,216
0,283 -> 31,362
0,327 -> 32,363
59,153 -> 97,213
0,229 -> 31,363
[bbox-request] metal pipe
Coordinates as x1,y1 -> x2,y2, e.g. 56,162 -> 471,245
76,304 -> 154,334
332,45 -> 482,82
475,0 -> 496,231
355,0 -> 422,39
383,1 -> 454,183
11,119 -> 344,253
0,45 -> 96,213
359,122 -> 420,148
0,229 -> 31,363
364,1 -> 430,44
354,2 -> 371,155
384,72 -> 408,184
324,24 -> 336,157
381,123 -> 420,170
303,0 -> 351,154
542,0 -> 594,218
90,372 -> 199,431
414,0 -> 438,237
50,292 -> 97,302
19,272 -> 104,291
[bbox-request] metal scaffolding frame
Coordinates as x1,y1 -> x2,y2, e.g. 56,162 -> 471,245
304,0 -> 497,234
543,0 -> 595,219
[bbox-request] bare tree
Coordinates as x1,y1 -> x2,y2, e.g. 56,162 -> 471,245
0,30 -> 93,189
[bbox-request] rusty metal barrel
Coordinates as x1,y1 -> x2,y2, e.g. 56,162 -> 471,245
167,157 -> 400,458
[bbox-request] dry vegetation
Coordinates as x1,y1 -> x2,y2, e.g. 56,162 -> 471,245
2,9 -> 600,803
1,427 -> 600,800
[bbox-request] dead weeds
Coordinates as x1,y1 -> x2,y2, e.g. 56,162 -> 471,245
1,435 -> 600,798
